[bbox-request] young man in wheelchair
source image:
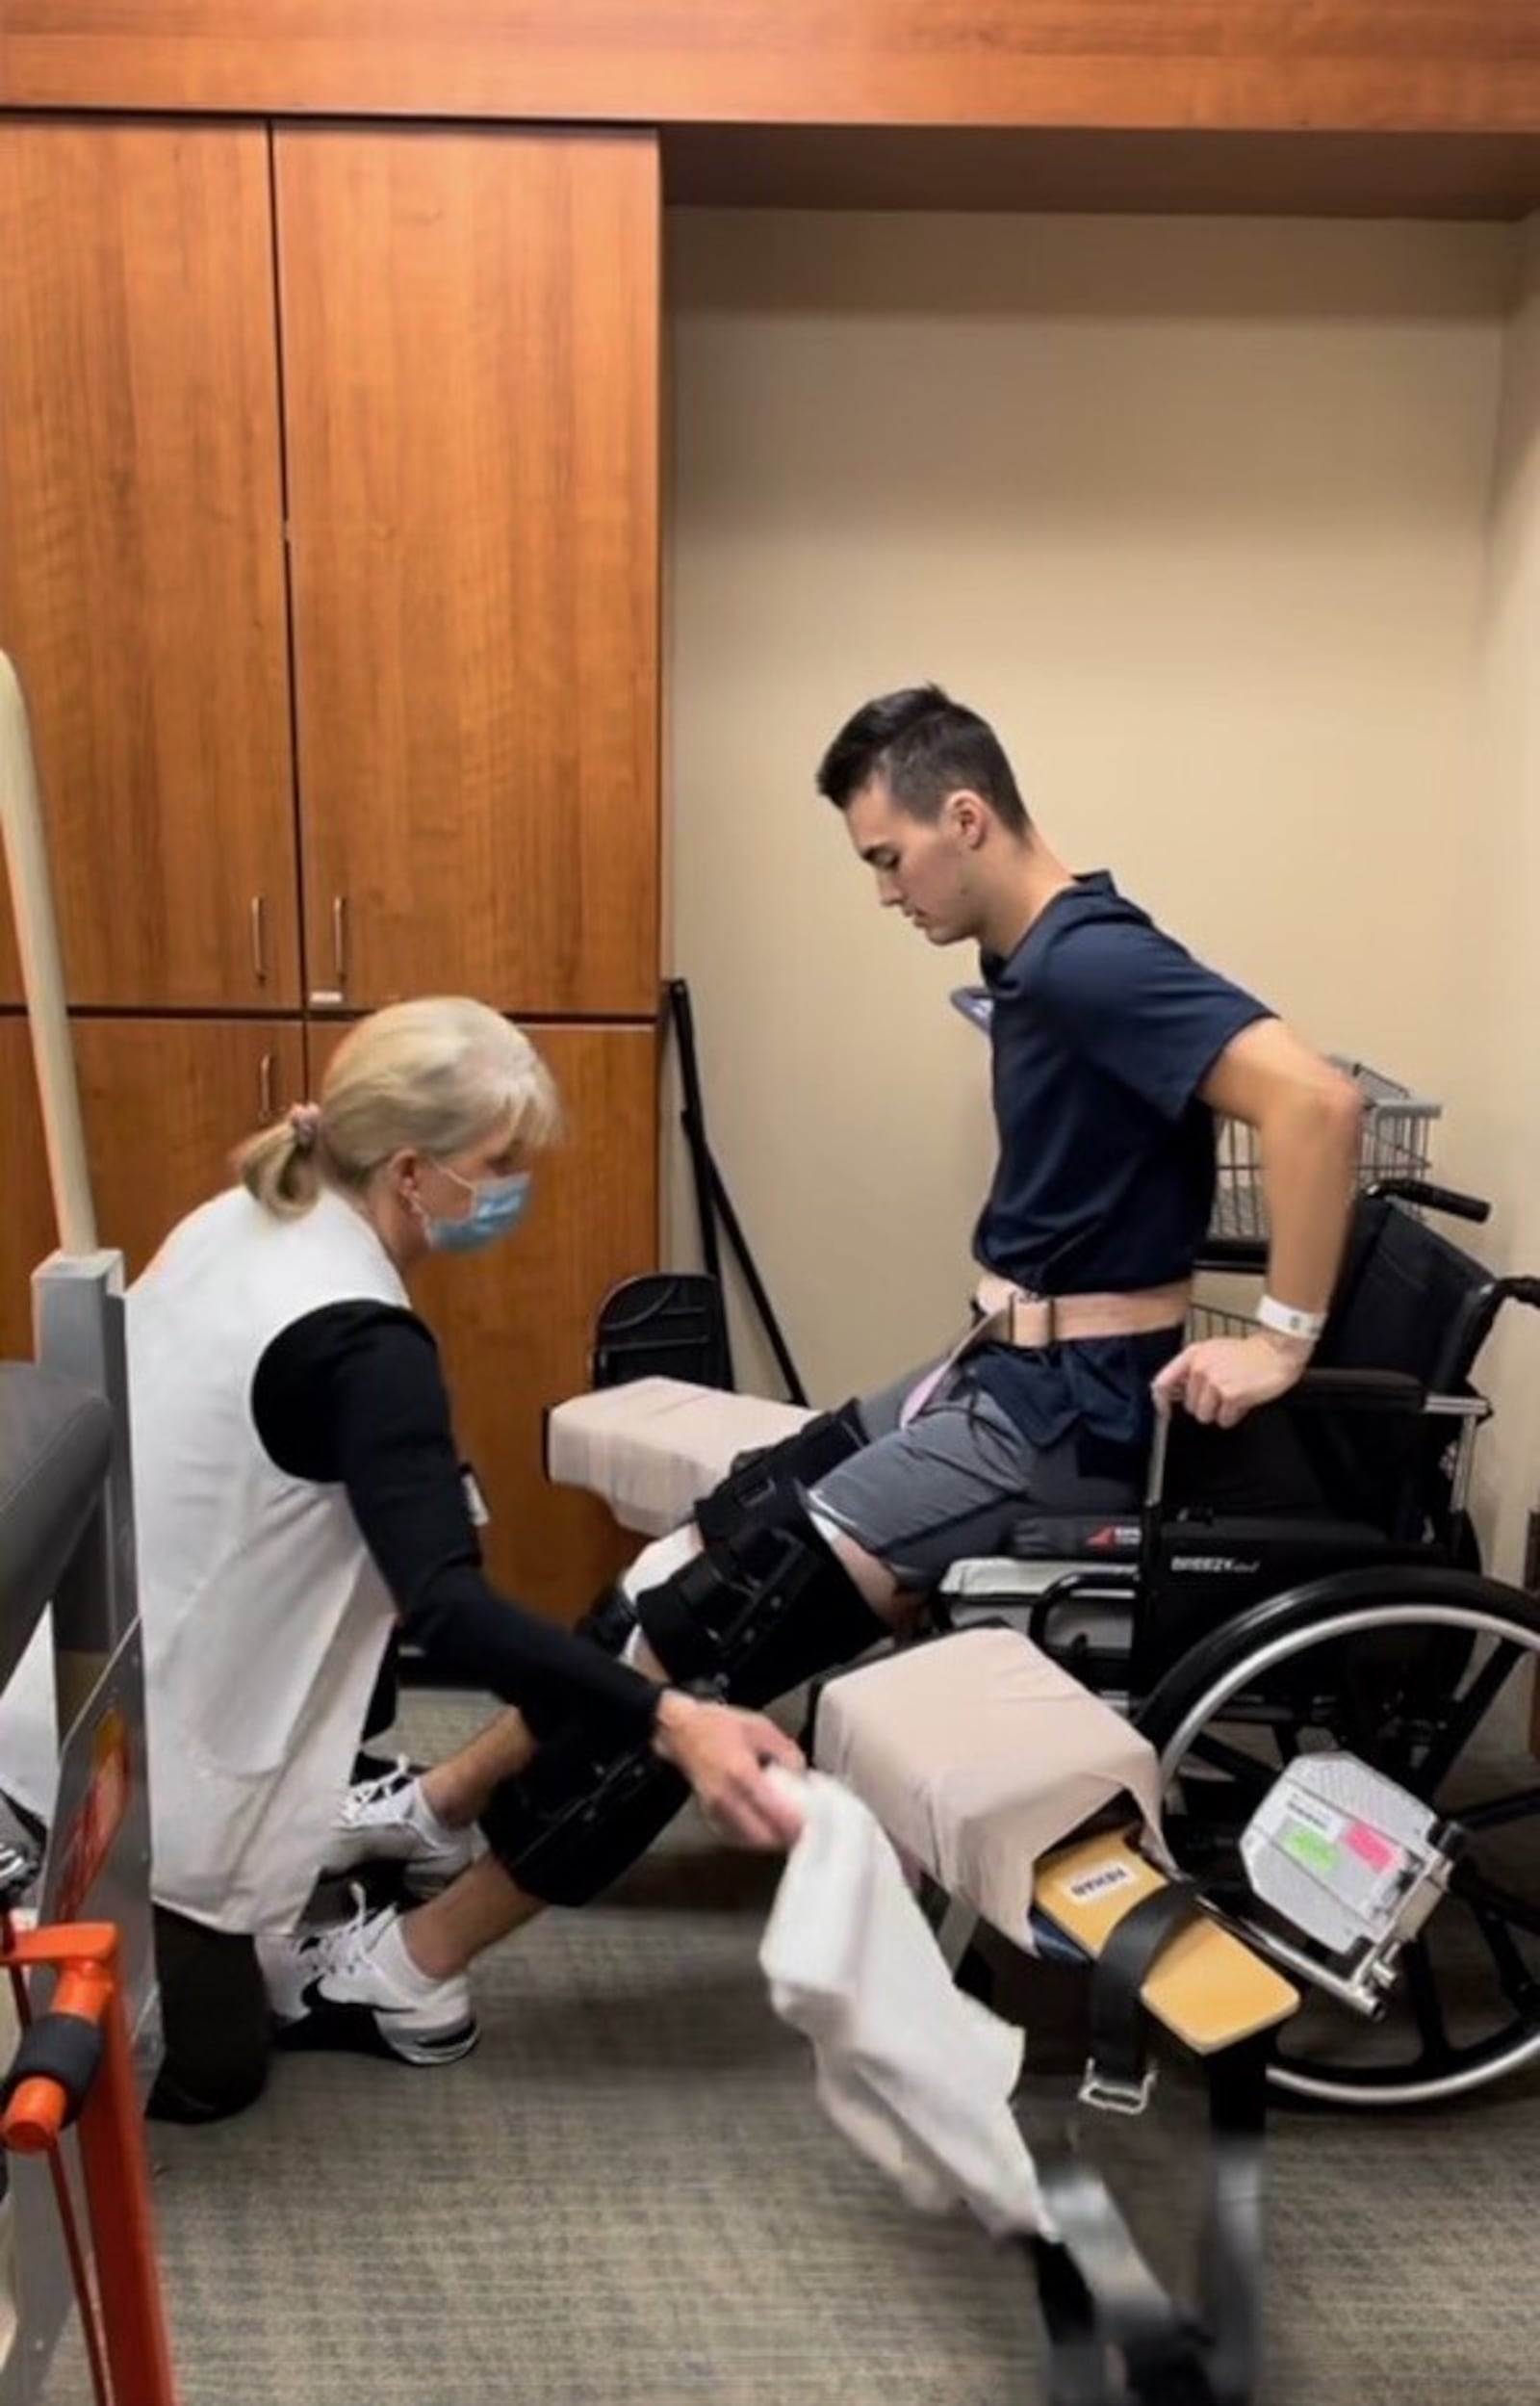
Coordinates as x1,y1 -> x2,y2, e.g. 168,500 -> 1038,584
269,684 -> 1366,2062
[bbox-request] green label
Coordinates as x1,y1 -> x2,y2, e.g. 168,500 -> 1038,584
1284,1824 -> 1340,1875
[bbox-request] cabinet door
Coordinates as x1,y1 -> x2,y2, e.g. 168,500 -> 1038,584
276,130 -> 659,1018
0,1016 -> 303,1359
311,1018 -> 658,1617
0,123 -> 298,1011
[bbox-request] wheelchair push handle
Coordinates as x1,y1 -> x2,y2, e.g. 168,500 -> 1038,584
1365,1177 -> 1491,1226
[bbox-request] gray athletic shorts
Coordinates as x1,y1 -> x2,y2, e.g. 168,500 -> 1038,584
808,1358 -> 1142,1591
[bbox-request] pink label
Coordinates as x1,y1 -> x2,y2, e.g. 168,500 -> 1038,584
1346,1821 -> 1399,1874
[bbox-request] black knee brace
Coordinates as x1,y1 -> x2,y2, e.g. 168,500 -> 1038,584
569,1399 -> 866,1668
693,1399 -> 865,1545
636,1501 -> 886,1707
478,1720 -> 688,1910
574,1578 -> 638,1657
479,1501 -> 886,1908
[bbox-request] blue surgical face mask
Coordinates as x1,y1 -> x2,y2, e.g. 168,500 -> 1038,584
423,1164 -> 532,1255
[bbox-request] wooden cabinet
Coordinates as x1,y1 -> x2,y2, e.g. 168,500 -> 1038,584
0,119 -> 664,1617
311,1018 -> 658,1617
274,129 -> 660,1017
0,123 -> 299,1011
0,1015 -> 303,1358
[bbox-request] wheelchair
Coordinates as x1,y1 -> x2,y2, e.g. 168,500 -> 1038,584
932,1177 -> 1540,2110
578,1176 -> 1540,2113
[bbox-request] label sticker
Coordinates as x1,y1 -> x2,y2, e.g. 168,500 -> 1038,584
1346,1821 -> 1401,1876
1283,1823 -> 1341,1876
1064,1858 -> 1139,1904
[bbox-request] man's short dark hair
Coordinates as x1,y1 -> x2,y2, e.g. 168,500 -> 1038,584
815,685 -> 1030,836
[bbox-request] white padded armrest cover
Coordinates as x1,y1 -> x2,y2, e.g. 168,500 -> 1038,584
812,1627 -> 1168,1945
546,1377 -> 815,1536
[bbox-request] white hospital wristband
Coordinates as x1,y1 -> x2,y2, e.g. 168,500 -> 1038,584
1257,1295 -> 1326,1344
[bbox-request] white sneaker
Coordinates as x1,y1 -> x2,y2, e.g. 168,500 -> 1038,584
258,1892 -> 478,2067
324,1759 -> 475,1897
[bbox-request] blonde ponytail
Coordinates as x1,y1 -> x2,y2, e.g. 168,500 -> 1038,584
232,1109 -> 326,1221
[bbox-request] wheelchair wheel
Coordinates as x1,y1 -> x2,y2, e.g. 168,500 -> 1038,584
1138,1565 -> 1540,2109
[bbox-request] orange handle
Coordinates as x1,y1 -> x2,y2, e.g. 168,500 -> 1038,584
1,1954 -> 113,2151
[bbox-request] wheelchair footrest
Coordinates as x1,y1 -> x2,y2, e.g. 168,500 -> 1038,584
1034,1832 -> 1299,2059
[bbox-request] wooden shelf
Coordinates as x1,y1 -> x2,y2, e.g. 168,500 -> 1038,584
663,125 -> 1540,221
6,2 -> 1540,153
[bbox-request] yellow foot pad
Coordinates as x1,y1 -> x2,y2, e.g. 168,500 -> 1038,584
1033,1830 -> 1299,2056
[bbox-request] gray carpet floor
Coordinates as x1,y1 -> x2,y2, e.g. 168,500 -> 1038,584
40,1691 -> 1540,2405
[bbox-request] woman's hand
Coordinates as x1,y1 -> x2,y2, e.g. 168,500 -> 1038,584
651,1691 -> 807,1850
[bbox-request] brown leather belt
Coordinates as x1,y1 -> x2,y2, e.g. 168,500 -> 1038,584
971,1270 -> 1192,1349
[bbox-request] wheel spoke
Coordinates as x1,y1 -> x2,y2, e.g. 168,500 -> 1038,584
1417,1642 -> 1523,1795
1451,1863 -> 1540,1945
1401,1941 -> 1454,2072
1458,1784 -> 1540,1836
1465,1897 -> 1540,2022
1183,1731 -> 1278,1797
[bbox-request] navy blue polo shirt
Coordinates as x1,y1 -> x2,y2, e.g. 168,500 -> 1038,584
968,873 -> 1272,1463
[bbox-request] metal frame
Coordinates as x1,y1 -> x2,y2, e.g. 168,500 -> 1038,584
1,651 -> 171,2400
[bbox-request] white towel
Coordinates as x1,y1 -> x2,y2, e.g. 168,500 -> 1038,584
758,1769 -> 1050,2239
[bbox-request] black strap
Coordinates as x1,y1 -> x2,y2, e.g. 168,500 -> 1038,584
1087,1879 -> 1206,2101
1194,2037 -> 1270,2406
1031,2030 -> 1273,2406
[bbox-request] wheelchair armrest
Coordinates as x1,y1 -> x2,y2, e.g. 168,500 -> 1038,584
1282,1369 -> 1425,1415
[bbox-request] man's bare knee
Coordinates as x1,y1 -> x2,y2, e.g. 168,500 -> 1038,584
808,1515 -> 919,1627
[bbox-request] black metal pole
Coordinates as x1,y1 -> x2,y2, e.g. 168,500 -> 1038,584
705,1147 -> 808,1407
666,980 -> 733,1384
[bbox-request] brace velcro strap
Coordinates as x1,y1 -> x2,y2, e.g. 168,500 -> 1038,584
693,1401 -> 864,1545
1085,1880 -> 1206,2109
641,1519 -> 816,1685
0,2010 -> 104,2131
478,1720 -> 690,1908
573,1578 -> 639,1658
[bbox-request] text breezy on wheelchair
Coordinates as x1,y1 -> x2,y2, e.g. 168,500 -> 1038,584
547,1038 -> 1540,2406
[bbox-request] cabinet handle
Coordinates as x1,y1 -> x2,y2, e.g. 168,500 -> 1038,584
250,894 -> 268,985
258,1052 -> 275,1125
332,894 -> 348,990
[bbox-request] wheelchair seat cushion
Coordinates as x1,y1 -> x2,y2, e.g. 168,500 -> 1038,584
811,1627 -> 1167,1944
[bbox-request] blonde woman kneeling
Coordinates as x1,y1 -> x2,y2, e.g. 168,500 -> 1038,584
0,997 -> 800,2123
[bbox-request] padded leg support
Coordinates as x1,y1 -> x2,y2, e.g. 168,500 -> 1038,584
479,1503 -> 888,1908
693,1398 -> 865,1545
636,1501 -> 887,1708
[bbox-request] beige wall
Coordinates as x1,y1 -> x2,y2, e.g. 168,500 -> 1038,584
664,212 -> 1521,1526
1462,219 -> 1540,1572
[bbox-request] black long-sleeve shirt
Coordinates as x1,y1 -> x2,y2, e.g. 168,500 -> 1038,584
251,1301 -> 656,1744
